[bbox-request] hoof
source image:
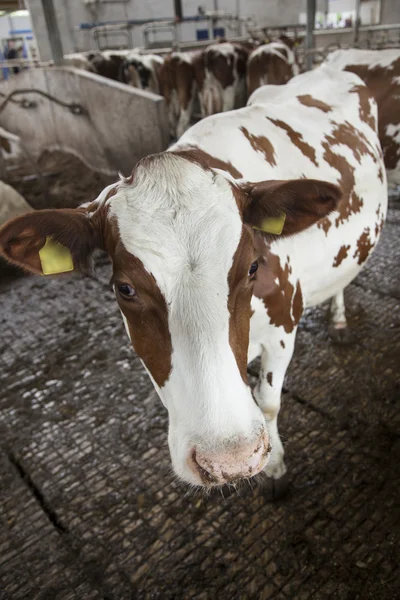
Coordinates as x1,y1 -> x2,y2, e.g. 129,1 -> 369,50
328,324 -> 354,345
272,472 -> 291,500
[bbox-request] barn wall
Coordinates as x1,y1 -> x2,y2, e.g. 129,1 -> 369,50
25,0 -> 400,61
26,0 -> 177,59
381,0 -> 400,24
26,0 -> 307,60
0,66 -> 169,175
0,13 -> 32,40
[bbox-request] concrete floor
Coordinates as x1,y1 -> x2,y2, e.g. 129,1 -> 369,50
0,198 -> 399,598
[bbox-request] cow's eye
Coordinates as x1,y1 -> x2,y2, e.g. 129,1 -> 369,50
117,283 -> 136,299
249,261 -> 259,277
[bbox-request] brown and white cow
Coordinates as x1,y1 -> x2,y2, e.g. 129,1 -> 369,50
159,50 -> 202,139
88,50 -> 129,81
325,48 -> 400,186
0,65 -> 386,487
247,40 -> 300,96
159,43 -> 250,139
63,53 -> 97,72
197,42 -> 249,117
120,51 -> 164,95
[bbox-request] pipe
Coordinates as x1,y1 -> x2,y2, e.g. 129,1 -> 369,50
212,1 -> 219,39
354,0 -> 361,45
174,0 -> 183,22
306,0 -> 316,71
77,14 -> 244,29
41,0 -> 64,65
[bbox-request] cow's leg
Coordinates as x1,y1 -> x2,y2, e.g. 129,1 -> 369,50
166,91 -> 179,139
176,111 -> 190,139
176,92 -> 195,139
176,67 -> 196,138
254,330 -> 296,480
198,91 -> 206,118
222,84 -> 235,112
328,289 -> 352,344
201,83 -> 221,116
234,77 -> 247,109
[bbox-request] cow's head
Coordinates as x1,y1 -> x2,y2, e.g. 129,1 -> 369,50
0,153 -> 340,486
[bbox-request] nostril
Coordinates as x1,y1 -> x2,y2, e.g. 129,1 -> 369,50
190,449 -> 219,486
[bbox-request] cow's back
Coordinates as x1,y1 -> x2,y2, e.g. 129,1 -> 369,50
172,65 -> 387,307
121,51 -> 163,93
89,51 -> 127,81
325,48 -> 400,185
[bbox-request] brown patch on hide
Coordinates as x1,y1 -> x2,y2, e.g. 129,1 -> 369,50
332,245 -> 351,267
240,126 -> 276,166
227,227 -> 256,383
254,250 -> 303,334
297,94 -> 332,113
268,118 -> 318,166
172,147 -> 243,179
353,228 -> 374,265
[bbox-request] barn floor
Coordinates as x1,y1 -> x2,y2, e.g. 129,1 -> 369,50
0,157 -> 399,599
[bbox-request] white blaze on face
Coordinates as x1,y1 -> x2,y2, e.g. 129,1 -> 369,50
109,154 -> 265,482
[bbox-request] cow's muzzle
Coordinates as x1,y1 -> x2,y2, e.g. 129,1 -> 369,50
188,430 -> 270,486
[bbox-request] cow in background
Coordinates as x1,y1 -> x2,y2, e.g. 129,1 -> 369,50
120,51 -> 164,95
159,51 -> 203,139
63,53 -> 97,72
197,41 -> 250,117
247,39 -> 300,96
159,42 -> 250,140
324,48 -> 400,186
88,50 -> 129,81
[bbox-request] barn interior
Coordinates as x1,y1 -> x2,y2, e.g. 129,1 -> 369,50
0,1 -> 399,599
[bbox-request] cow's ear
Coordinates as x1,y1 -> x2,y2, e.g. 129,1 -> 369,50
242,179 -> 341,237
0,208 -> 100,275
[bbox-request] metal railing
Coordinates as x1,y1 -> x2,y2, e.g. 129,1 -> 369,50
1,22 -> 399,78
90,24 -> 132,50
141,21 -> 179,50
77,12 -> 249,51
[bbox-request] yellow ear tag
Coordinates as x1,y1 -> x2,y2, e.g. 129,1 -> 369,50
39,237 -> 74,275
253,213 -> 286,235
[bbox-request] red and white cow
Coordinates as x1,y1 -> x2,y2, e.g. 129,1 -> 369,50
325,48 -> 400,186
159,50 -> 202,139
197,42 -> 249,117
247,40 -> 300,96
0,65 -> 386,487
88,50 -> 129,81
120,51 -> 164,95
63,52 -> 97,72
159,43 -> 250,139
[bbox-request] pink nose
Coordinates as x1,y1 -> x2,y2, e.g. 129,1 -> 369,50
189,432 -> 270,486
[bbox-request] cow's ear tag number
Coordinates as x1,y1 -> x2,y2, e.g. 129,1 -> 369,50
253,213 -> 286,235
39,237 -> 74,275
